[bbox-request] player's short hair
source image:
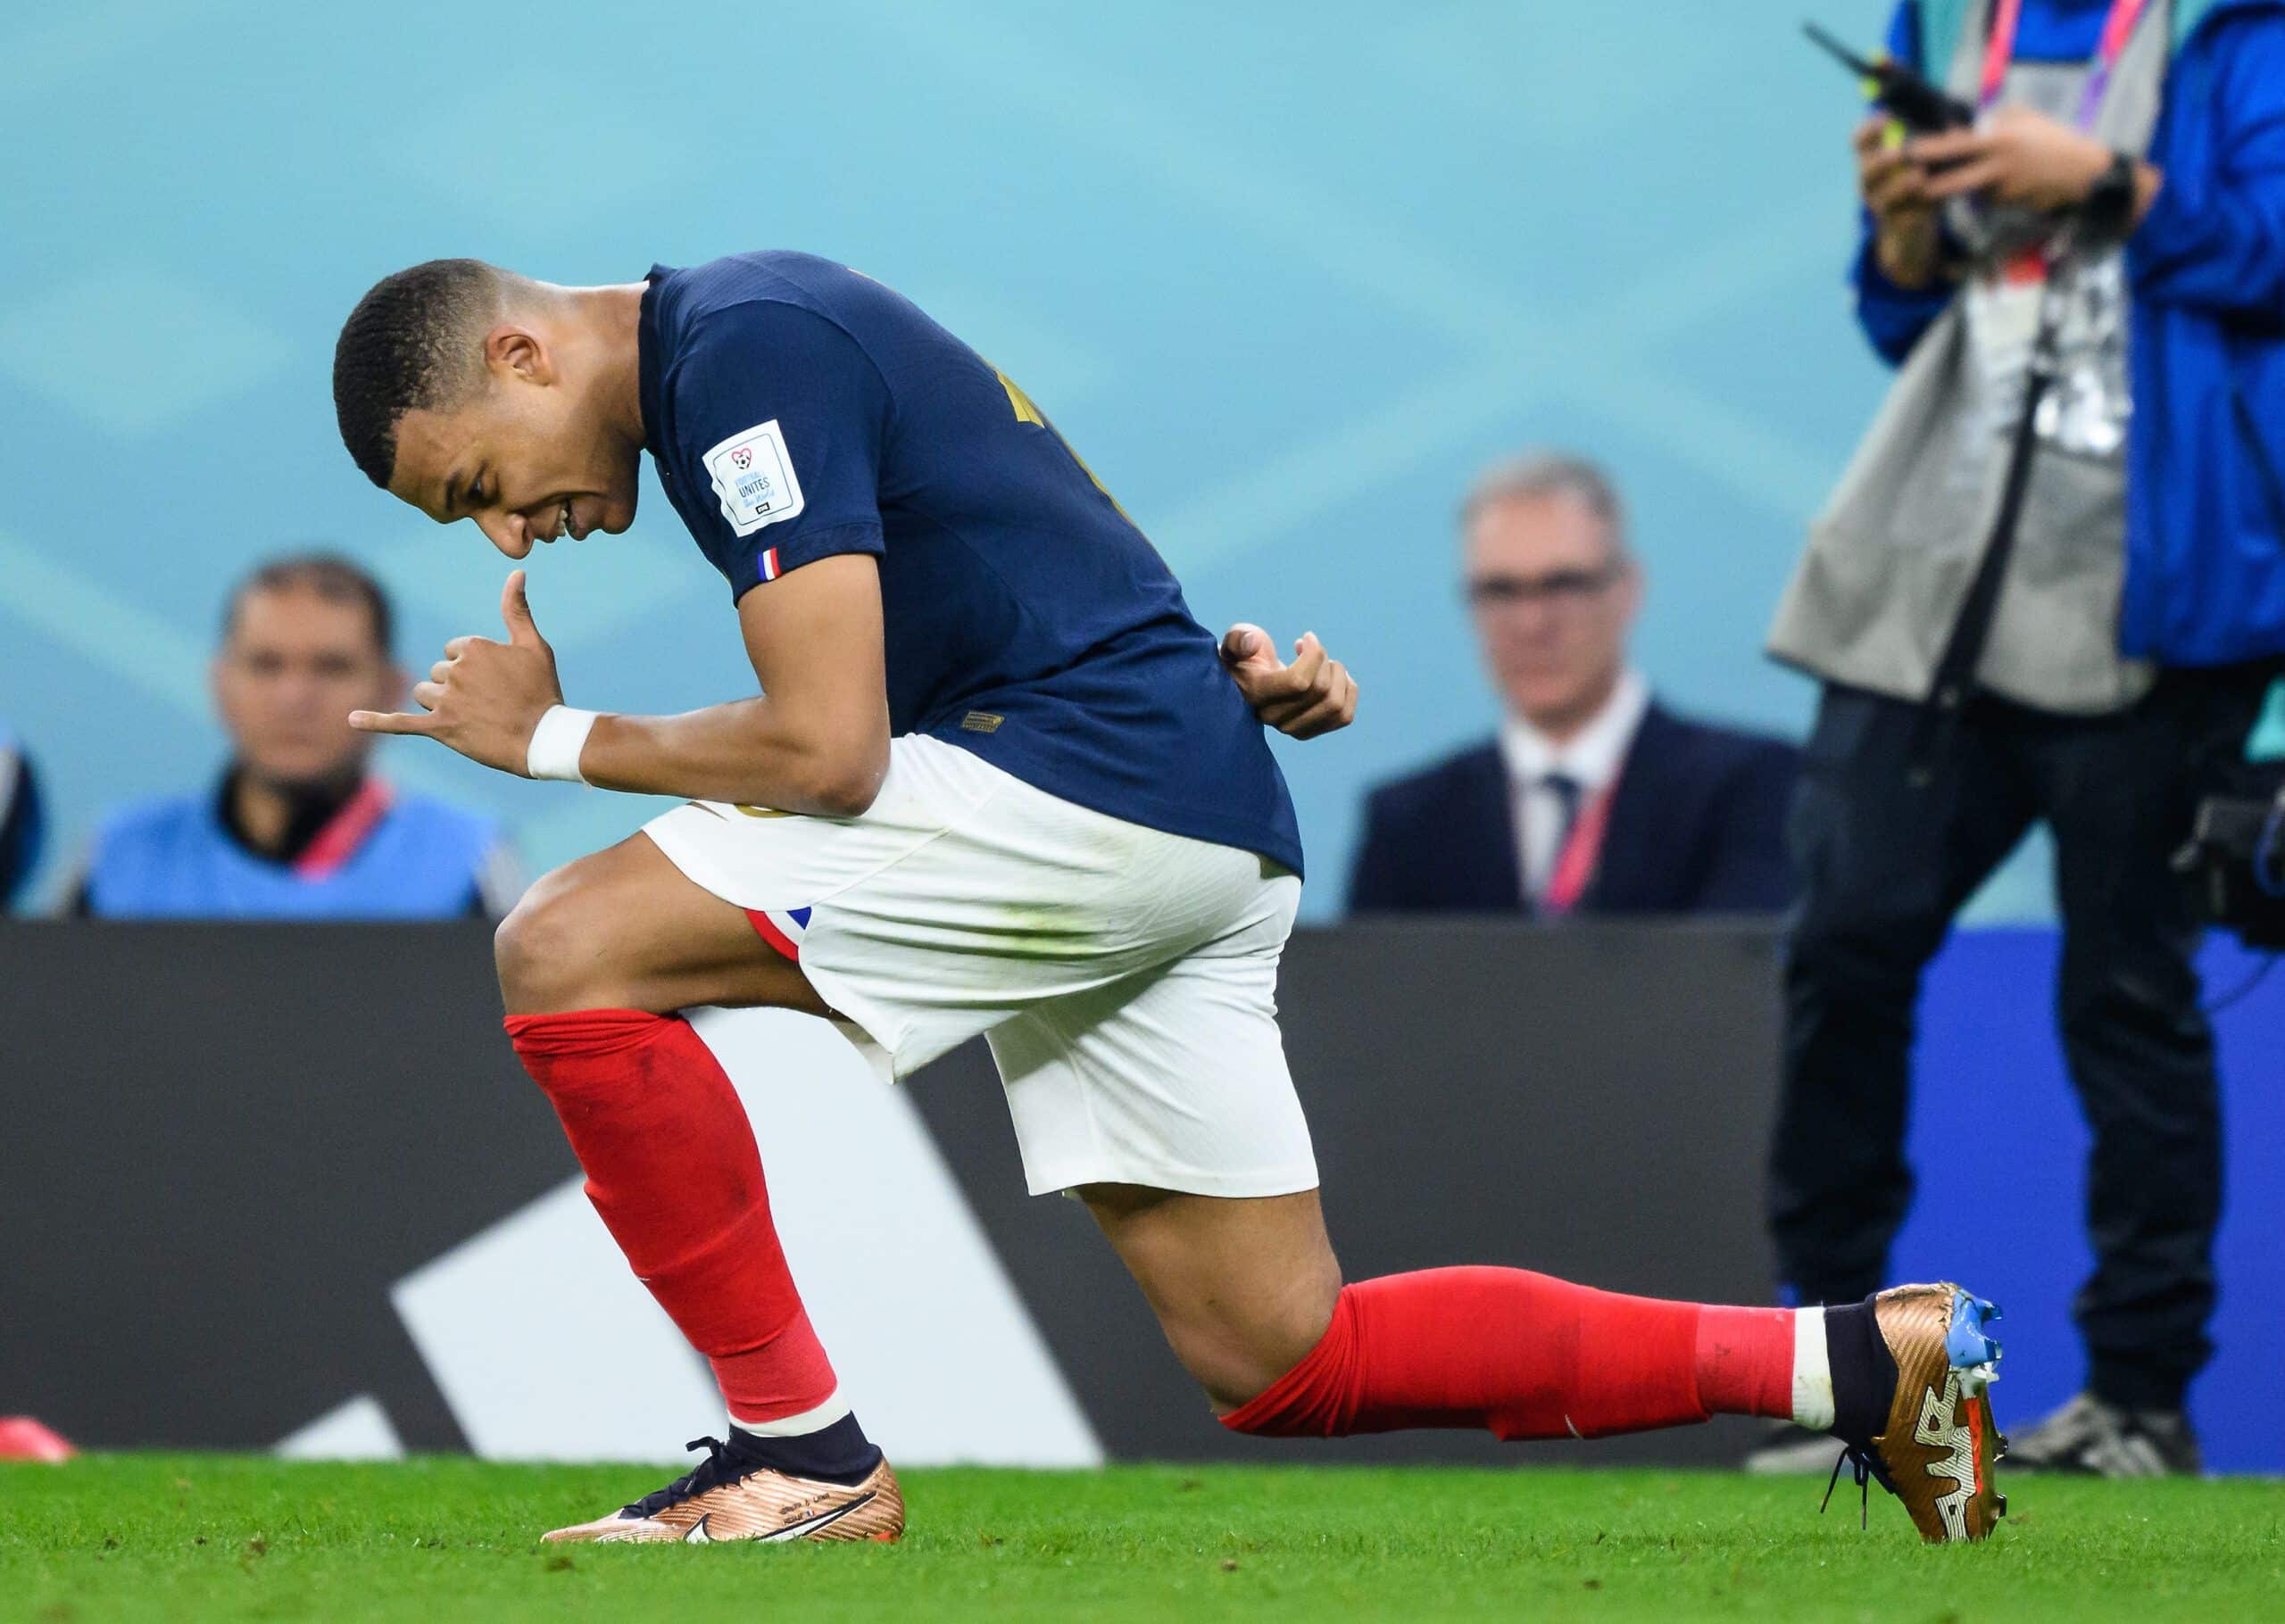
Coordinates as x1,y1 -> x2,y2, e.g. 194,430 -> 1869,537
332,259 -> 515,489
1458,451 -> 1630,562
222,552 -> 395,657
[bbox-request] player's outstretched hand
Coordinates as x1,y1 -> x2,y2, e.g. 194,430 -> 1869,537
348,571 -> 566,777
1220,624 -> 1357,741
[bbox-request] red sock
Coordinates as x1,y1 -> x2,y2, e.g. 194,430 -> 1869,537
1220,1268 -> 1796,1440
504,1008 -> 838,1427
1693,1303 -> 1797,1421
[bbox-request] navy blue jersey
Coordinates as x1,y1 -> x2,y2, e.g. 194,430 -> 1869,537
637,252 -> 1302,875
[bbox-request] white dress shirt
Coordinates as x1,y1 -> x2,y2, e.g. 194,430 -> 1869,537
1496,669 -> 1650,903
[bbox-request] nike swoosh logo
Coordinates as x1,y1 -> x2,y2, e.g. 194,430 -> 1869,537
683,1513 -> 714,1545
760,1491 -> 876,1543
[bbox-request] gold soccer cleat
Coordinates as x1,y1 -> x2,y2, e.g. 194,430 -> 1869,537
544,1436 -> 903,1545
1827,1283 -> 2008,1543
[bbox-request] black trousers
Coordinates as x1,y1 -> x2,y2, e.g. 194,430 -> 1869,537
1768,670 -> 2272,1410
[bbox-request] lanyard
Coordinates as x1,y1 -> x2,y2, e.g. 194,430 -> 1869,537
292,776 -> 395,879
1980,0 -> 2154,127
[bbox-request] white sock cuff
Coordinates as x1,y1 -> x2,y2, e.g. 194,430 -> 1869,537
1791,1307 -> 1836,1432
729,1388 -> 852,1438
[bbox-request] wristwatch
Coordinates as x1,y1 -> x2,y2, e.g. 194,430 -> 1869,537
2081,150 -> 2140,242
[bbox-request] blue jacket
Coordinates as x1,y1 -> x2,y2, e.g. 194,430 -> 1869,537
1858,0 -> 2285,666
1346,705 -> 1800,916
80,782 -> 510,920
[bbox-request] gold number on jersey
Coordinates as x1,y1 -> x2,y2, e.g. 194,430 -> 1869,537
997,369 -> 1048,429
994,368 -> 1133,523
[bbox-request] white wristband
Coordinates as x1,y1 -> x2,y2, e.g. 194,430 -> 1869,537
526,705 -> 599,783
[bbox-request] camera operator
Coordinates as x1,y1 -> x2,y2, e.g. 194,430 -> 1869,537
1759,0 -> 2285,1477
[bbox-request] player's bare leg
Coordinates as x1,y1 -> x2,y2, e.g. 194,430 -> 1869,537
1086,1182 -> 2006,1542
494,831 -> 831,1016
495,833 -> 902,1545
1080,1185 -> 1340,1412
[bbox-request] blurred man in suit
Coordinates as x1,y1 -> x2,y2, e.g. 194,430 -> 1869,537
1350,452 -> 1798,917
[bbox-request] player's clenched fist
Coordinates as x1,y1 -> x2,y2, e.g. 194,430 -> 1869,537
1220,624 -> 1358,741
349,570 -> 565,776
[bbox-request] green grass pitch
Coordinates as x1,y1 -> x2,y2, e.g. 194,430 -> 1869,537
4,1456 -> 2281,1622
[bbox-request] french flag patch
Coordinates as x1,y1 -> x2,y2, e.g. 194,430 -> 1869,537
760,547 -> 783,582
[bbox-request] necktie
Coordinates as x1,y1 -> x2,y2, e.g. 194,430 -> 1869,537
1541,772 -> 1583,885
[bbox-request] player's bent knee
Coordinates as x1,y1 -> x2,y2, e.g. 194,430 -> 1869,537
1222,1292 -> 1339,1411
1082,1184 -> 1342,1412
1154,1269 -> 1338,1413
494,867 -> 632,1015
493,885 -> 567,1013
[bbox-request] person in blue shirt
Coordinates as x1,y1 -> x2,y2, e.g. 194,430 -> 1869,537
1759,0 -> 2285,1479
74,554 -> 519,920
328,251 -> 2008,1547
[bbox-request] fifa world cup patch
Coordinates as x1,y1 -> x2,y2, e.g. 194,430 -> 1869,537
702,419 -> 806,537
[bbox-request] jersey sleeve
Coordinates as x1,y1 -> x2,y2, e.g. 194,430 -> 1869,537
666,301 -> 892,599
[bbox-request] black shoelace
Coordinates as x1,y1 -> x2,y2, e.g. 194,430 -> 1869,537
622,1436 -> 749,1518
1816,1295 -> 1904,1530
1819,1443 -> 1898,1531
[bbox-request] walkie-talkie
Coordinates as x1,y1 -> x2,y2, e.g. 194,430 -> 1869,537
1803,20 -> 1976,132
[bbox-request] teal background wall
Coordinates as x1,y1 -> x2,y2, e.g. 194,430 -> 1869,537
4,0 -> 2075,918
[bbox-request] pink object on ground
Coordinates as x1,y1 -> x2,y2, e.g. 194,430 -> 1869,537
0,1417 -> 75,1461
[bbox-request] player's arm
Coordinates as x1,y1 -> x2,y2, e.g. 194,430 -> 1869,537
351,562 -> 889,815
582,556 -> 888,812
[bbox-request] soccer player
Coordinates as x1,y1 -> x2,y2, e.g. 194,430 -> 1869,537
332,253 -> 2005,1544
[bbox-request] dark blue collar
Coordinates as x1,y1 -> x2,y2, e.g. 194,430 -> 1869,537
636,263 -> 675,454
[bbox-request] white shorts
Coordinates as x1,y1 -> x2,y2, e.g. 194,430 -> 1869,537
643,734 -> 1317,1198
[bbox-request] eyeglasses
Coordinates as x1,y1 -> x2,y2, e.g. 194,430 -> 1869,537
1465,565 -> 1623,609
